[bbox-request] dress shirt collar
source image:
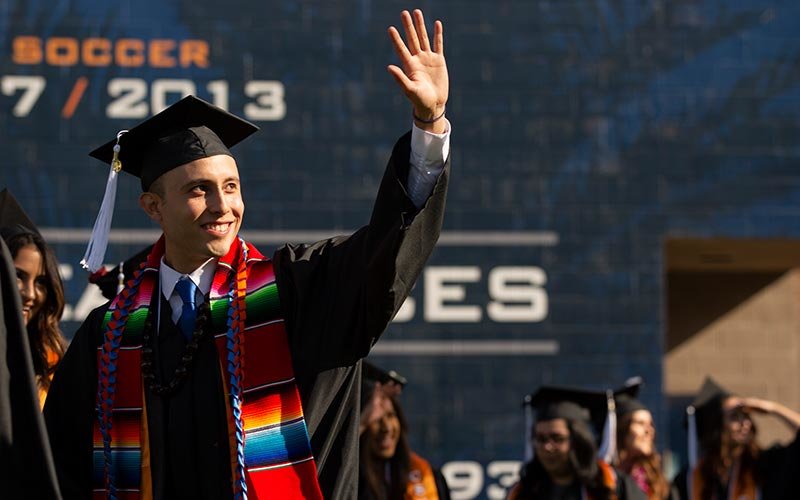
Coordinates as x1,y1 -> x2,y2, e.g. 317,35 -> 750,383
160,256 -> 218,300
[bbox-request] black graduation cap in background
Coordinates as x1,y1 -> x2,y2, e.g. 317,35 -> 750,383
685,376 -> 734,468
525,385 -> 610,438
690,376 -> 732,436
89,95 -> 259,191
88,244 -> 153,300
363,361 -> 408,387
0,188 -> 39,241
614,376 -> 649,417
522,385 -> 617,462
360,361 -> 407,411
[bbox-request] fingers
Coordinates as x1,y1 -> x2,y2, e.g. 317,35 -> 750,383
389,10 -> 442,57
388,26 -> 412,63
387,65 -> 413,92
401,10 -> 421,54
433,20 -> 444,55
413,9 -> 430,52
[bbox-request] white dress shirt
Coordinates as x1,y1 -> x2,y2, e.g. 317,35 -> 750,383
160,257 -> 217,324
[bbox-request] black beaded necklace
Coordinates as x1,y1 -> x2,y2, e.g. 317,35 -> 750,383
140,300 -> 211,396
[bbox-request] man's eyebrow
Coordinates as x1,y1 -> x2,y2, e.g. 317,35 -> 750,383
179,176 -> 240,191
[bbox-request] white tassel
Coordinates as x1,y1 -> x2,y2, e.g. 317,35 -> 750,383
116,261 -> 125,294
687,405 -> 698,468
598,390 -> 617,463
687,405 -> 698,498
81,131 -> 127,272
524,395 -> 534,462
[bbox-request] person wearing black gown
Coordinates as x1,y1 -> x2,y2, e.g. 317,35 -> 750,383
44,9 -> 450,499
672,377 -> 800,500
507,386 -> 646,500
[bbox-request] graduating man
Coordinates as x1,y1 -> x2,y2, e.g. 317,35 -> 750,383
44,9 -> 450,499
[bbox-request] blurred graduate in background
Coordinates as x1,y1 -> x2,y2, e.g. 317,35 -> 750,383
359,361 -> 451,500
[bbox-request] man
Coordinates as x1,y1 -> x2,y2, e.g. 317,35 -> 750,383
44,9 -> 450,499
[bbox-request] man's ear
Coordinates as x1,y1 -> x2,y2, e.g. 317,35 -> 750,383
139,192 -> 163,223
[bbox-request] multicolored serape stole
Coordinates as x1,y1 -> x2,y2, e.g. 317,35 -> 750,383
93,236 -> 324,500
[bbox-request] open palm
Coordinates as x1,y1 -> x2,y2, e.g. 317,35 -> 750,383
387,10 -> 449,121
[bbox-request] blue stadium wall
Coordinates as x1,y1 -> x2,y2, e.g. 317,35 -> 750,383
2,1 -> 799,497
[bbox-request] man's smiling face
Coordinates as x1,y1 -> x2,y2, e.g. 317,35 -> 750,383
143,154 -> 244,273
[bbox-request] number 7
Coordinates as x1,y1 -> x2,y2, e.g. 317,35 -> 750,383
1,75 -> 46,117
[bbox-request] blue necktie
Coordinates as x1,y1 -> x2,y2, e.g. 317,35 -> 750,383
175,277 -> 198,341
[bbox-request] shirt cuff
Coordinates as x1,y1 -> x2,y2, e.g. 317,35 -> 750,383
410,119 -> 451,168
407,119 -> 451,208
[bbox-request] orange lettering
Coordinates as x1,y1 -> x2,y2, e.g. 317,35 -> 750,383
116,39 -> 145,67
46,37 -> 78,66
82,38 -> 111,66
149,39 -> 176,68
12,36 -> 43,65
180,40 -> 209,68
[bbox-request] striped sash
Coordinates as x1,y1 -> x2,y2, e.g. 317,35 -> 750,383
93,236 -> 323,499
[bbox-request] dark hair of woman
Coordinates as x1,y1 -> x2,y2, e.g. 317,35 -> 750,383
698,411 -> 761,499
616,412 -> 670,499
516,418 -> 614,499
5,231 -> 66,390
359,394 -> 412,500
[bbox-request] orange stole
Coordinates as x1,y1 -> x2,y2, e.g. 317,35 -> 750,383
405,452 -> 440,499
690,459 -> 759,500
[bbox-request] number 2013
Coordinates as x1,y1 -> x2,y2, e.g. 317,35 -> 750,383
106,78 -> 285,120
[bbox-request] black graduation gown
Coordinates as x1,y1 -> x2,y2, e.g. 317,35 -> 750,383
0,239 -> 62,499
672,431 -> 800,500
512,467 -> 647,500
43,131 -> 449,499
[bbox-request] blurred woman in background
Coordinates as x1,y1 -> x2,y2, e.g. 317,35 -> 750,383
359,362 -> 450,500
614,391 -> 672,499
508,386 -> 645,500
674,377 -> 800,499
1,191 -> 66,408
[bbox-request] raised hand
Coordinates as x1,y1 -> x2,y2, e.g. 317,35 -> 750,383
387,9 -> 449,133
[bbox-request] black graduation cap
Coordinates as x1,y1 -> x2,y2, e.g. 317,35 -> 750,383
88,244 -> 153,300
522,385 -> 617,462
81,96 -> 258,273
690,377 -> 732,436
89,95 -> 259,191
360,361 -> 407,411
525,385 -> 610,438
614,376 -> 648,417
0,188 -> 39,241
363,361 -> 408,387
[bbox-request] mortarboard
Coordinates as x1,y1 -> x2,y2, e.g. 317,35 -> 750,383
614,376 -> 648,417
88,244 -> 153,300
89,96 -> 259,191
81,96 -> 259,273
360,361 -> 407,411
690,377 -> 731,433
523,385 -> 617,463
0,188 -> 39,241
363,361 -> 408,387
685,376 -> 732,470
526,386 -> 610,436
